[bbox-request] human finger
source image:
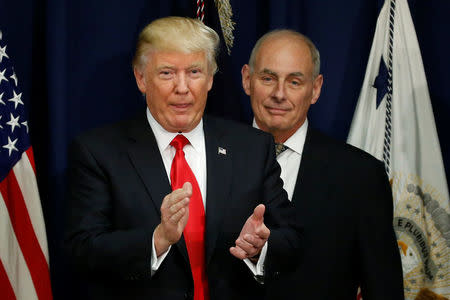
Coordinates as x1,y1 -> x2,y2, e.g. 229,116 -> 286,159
243,234 -> 266,249
254,223 -> 270,240
170,207 -> 188,224
229,246 -> 248,260
166,186 -> 191,207
252,204 -> 265,222
169,197 -> 189,214
235,238 -> 258,257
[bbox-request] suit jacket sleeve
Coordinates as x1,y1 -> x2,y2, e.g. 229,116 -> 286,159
357,159 -> 404,299
260,135 -> 304,278
65,136 -> 153,281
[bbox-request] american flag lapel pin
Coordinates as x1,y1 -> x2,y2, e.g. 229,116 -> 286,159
218,147 -> 227,155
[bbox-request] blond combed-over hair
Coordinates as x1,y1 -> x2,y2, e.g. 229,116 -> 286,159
132,16 -> 220,75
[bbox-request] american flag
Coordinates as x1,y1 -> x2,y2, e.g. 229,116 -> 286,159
0,30 -> 52,299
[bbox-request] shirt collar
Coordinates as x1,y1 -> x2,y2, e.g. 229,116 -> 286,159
146,108 -> 204,153
252,118 -> 308,156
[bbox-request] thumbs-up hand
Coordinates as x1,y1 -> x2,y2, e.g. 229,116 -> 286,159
230,204 -> 270,260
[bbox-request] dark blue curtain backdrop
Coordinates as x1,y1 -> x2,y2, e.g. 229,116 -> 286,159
1,0 -> 449,298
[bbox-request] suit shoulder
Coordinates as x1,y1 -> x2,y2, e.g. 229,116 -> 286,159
309,127 -> 383,169
204,115 -> 273,141
71,117 -> 137,150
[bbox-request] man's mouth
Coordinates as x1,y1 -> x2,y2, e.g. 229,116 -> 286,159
171,103 -> 191,112
265,106 -> 288,115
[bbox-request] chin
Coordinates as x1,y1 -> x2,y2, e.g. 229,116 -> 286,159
172,120 -> 196,132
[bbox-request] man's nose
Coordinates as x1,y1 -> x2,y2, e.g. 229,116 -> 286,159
271,81 -> 286,102
175,73 -> 189,94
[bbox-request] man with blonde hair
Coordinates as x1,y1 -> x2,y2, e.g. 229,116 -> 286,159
242,29 -> 404,299
66,17 -> 302,300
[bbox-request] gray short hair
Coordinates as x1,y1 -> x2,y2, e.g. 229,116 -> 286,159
248,29 -> 321,78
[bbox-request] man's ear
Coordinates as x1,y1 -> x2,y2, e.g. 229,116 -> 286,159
134,67 -> 146,93
311,74 -> 323,105
241,64 -> 251,96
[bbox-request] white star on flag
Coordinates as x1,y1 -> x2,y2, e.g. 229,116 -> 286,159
7,90 -> 23,109
0,92 -> 5,105
9,71 -> 18,86
2,136 -> 18,156
0,68 -> 8,83
0,115 -> 3,129
0,45 -> 8,63
6,113 -> 20,133
21,121 -> 29,133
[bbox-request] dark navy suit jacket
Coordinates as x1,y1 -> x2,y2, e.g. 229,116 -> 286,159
66,112 -> 302,300
265,127 -> 404,300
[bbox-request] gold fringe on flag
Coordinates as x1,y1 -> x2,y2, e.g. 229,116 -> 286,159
214,0 -> 235,55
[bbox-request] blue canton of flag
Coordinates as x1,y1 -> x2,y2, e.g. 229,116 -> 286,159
0,32 -> 30,181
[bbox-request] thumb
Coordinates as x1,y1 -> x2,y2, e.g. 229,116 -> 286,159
252,204 -> 265,222
182,182 -> 193,195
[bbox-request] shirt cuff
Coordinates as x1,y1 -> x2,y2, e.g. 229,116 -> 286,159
151,230 -> 171,276
243,241 -> 268,277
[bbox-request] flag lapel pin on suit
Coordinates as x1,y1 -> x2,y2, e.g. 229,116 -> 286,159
218,147 -> 226,155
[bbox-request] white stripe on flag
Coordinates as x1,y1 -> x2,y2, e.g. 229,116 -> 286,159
0,191 -> 39,300
13,152 -> 49,262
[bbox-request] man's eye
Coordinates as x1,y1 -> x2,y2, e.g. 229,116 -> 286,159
262,77 -> 272,82
159,71 -> 173,78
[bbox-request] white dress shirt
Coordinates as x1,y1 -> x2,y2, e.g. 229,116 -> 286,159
253,119 -> 308,201
148,109 -> 264,276
147,109 -> 206,274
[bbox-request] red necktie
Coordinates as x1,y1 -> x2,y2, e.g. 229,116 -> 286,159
170,134 -> 208,300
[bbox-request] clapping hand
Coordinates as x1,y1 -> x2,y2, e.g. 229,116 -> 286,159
154,182 -> 191,256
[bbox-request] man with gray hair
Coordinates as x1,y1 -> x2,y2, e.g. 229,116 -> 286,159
242,29 -> 404,299
66,17 -> 302,300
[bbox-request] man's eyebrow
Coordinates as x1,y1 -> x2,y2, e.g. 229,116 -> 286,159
259,68 -> 278,77
188,62 -> 203,69
156,65 -> 175,71
288,71 -> 305,77
258,69 -> 305,78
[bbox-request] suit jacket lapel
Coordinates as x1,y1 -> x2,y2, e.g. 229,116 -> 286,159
126,113 -> 190,265
292,127 -> 330,205
203,117 -> 232,265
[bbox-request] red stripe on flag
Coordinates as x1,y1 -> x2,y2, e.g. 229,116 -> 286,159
25,148 -> 37,174
357,291 -> 362,300
0,259 -> 17,300
0,170 -> 52,300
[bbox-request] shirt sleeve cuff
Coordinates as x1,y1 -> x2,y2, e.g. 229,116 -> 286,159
243,241 -> 268,277
151,230 -> 171,276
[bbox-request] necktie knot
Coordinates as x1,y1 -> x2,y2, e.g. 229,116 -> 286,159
275,143 -> 288,156
170,134 -> 190,150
